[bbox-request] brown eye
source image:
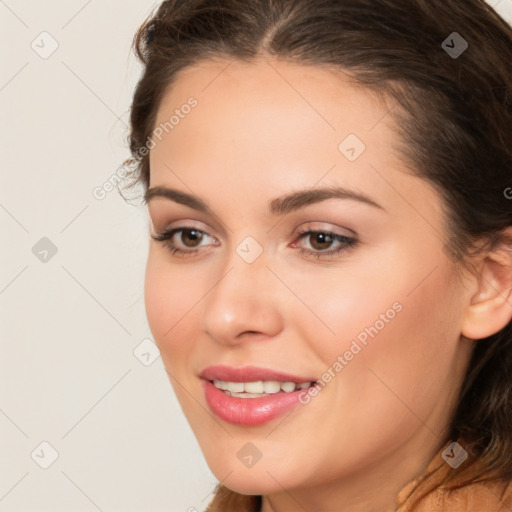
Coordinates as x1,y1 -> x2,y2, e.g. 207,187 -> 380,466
308,232 -> 335,251
151,225 -> 357,260
179,229 -> 204,248
294,229 -> 358,259
151,226 -> 216,257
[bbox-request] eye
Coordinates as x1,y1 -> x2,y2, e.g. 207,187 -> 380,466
151,226 -> 358,260
292,229 -> 358,259
151,226 -> 217,258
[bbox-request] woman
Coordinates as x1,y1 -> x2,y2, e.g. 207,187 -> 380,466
122,0 -> 512,510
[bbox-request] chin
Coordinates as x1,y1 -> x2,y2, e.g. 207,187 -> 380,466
213,471 -> 287,496
202,448 -> 307,496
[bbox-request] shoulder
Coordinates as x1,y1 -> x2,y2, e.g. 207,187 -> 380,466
397,441 -> 512,512
402,476 -> 512,512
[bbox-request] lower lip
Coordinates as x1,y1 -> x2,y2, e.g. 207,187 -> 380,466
203,380 -> 307,426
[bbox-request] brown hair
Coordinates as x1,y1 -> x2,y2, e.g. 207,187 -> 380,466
123,0 -> 512,505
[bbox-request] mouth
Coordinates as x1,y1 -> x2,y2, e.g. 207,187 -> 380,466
200,365 -> 319,425
199,364 -> 318,384
210,378 -> 316,398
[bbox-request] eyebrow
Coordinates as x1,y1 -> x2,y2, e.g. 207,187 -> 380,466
144,185 -> 386,215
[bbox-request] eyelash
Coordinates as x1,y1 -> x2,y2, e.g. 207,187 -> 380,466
151,226 -> 358,260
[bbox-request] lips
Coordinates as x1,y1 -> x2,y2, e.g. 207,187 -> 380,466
199,365 -> 317,383
200,365 -> 318,426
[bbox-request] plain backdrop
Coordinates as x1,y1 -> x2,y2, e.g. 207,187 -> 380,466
1,1 -> 511,511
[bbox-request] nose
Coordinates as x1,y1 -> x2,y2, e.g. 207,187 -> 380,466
200,249 -> 283,346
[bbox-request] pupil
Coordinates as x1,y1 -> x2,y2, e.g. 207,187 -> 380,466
312,232 -> 332,250
183,229 -> 202,247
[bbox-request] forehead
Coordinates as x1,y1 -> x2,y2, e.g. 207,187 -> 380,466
151,58 -> 395,172
148,57 -> 441,225
152,57 -> 391,145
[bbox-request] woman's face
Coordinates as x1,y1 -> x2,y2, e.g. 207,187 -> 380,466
144,58 -> 475,502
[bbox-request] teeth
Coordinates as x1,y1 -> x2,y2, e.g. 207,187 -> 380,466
227,382 -> 244,393
280,381 -> 296,393
263,381 -> 281,393
228,391 -> 268,398
213,379 -> 228,390
212,379 -> 313,395
244,381 -> 264,393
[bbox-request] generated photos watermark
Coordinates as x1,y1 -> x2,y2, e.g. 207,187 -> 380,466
92,96 -> 198,200
299,301 -> 403,404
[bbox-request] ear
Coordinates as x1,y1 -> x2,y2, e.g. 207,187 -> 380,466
461,228 -> 512,340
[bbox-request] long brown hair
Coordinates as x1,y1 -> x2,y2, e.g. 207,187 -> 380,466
123,0 -> 512,505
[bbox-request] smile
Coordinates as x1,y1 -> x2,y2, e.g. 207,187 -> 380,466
200,365 -> 318,425
212,379 -> 314,397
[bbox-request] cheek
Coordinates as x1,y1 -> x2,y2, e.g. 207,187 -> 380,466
295,240 -> 460,370
144,257 -> 171,340
292,252 -> 462,426
261,264 -> 463,484
144,255 -> 205,418
328,258 -> 463,426
144,253 -> 197,358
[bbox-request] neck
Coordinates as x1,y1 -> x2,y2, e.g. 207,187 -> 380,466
260,429 -> 448,512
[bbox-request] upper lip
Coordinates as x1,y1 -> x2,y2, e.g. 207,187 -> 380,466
200,365 -> 317,383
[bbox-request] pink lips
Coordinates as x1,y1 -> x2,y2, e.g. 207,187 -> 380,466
200,365 -> 316,384
200,365 -> 317,426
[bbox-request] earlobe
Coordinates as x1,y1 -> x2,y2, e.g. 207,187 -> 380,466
460,229 -> 512,341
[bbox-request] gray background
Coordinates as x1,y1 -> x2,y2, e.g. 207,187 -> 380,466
1,0 -> 511,510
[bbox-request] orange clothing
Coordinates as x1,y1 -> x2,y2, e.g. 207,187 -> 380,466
205,440 -> 512,511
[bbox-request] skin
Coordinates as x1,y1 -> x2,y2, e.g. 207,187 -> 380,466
143,57 -> 512,512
